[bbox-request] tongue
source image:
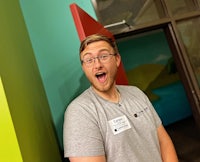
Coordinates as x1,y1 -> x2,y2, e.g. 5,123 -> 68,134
97,74 -> 106,83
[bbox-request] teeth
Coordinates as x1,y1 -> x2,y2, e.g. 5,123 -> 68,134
95,72 -> 105,77
96,72 -> 104,75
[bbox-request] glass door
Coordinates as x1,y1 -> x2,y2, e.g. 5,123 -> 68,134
117,29 -> 192,125
91,0 -> 167,34
177,17 -> 200,88
90,0 -> 200,127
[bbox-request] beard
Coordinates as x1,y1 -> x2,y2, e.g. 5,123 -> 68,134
90,69 -> 118,93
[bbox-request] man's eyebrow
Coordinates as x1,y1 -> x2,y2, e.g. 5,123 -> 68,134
82,49 -> 110,57
82,53 -> 92,57
88,49 -> 109,53
99,49 -> 109,52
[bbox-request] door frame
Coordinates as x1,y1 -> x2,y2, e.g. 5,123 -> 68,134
115,22 -> 200,129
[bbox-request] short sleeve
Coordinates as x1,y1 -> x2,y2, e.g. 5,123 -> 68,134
63,101 -> 105,158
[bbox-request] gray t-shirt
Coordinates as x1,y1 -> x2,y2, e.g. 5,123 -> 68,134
63,85 -> 162,162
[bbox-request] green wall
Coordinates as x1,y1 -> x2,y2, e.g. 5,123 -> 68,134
19,0 -> 96,149
0,1 -> 62,162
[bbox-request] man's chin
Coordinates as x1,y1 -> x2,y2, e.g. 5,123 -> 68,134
92,84 -> 108,92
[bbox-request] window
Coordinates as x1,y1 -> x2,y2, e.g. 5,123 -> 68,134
167,0 -> 199,16
91,0 -> 166,34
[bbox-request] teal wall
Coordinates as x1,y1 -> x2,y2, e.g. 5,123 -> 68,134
19,0 -> 95,148
117,31 -> 172,70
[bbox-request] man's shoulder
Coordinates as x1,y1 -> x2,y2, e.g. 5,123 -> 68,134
65,87 -> 98,118
71,87 -> 93,103
66,87 -> 97,111
117,85 -> 142,93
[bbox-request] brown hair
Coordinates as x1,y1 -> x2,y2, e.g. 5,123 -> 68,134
79,34 -> 119,55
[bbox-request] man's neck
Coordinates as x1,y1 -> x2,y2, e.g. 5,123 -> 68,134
92,86 -> 120,103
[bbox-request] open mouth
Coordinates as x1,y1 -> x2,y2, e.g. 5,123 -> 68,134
95,72 -> 106,83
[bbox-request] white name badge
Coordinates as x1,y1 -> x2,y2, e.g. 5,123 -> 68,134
109,115 -> 131,135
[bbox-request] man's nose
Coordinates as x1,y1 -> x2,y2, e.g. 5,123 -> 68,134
93,57 -> 102,67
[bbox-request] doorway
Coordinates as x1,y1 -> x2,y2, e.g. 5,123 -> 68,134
116,29 -> 192,125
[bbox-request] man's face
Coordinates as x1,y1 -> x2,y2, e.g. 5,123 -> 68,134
80,40 -> 121,92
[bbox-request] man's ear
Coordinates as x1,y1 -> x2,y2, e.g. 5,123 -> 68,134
81,64 -> 85,72
116,53 -> 121,67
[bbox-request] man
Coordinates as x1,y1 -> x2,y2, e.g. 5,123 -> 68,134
63,34 -> 178,162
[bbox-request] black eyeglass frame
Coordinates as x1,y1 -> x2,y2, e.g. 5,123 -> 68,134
81,53 -> 117,66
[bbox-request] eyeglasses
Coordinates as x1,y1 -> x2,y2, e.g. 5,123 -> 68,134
81,53 -> 117,67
